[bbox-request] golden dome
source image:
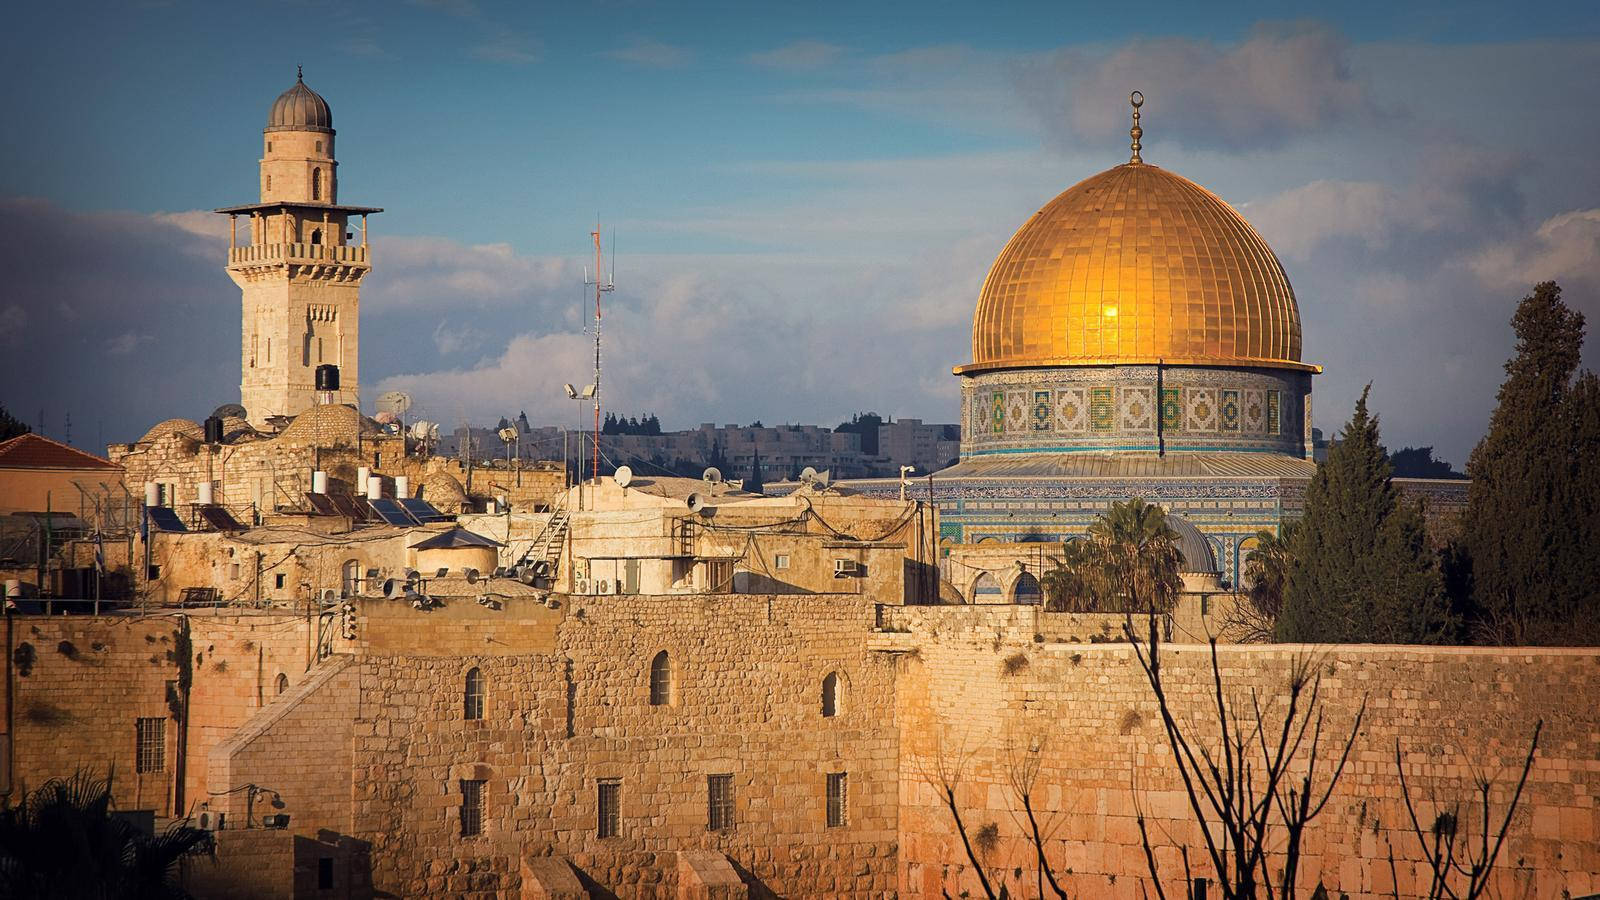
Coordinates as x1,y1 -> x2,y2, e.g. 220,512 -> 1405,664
957,162 -> 1315,375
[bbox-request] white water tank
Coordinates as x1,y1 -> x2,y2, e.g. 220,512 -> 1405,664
311,470 -> 328,494
198,481 -> 214,505
367,475 -> 383,500
144,482 -> 160,507
395,476 -> 409,499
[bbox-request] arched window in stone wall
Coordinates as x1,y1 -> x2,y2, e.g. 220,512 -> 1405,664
312,168 -> 322,201
1012,572 -> 1042,605
821,671 -> 842,718
969,571 -> 1001,603
464,667 -> 484,720
276,672 -> 288,695
649,650 -> 673,706
341,559 -> 361,597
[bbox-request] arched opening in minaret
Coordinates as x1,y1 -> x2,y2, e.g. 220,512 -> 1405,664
312,168 -> 322,200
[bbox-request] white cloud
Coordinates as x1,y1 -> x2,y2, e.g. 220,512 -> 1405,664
1470,209 -> 1600,306
1016,23 -> 1378,152
605,37 -> 691,69
746,41 -> 844,71
472,29 -> 539,65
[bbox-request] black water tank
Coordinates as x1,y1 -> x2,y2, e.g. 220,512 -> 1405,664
203,416 -> 224,444
315,364 -> 340,392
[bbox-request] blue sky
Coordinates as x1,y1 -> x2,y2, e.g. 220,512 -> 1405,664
3,0 -> 1599,463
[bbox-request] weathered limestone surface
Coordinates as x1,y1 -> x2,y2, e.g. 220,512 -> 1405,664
893,605 -> 1600,899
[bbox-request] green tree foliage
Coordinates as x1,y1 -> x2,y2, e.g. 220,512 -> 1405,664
0,404 -> 29,442
1278,387 -> 1452,644
1040,498 -> 1180,614
0,770 -> 215,898
1464,281 -> 1600,644
1387,446 -> 1462,479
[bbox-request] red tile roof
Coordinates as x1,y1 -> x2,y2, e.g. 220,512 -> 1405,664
0,433 -> 121,470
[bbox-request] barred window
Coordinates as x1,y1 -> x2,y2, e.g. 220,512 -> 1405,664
707,774 -> 734,831
649,651 -> 672,706
826,772 -> 848,828
136,717 -> 165,774
464,667 -> 484,720
459,779 -> 484,837
597,779 -> 620,838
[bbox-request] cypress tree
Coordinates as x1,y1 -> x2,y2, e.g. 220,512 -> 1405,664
1277,387 -> 1452,644
1464,281 -> 1599,643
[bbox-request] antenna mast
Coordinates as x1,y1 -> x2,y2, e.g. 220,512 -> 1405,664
584,225 -> 615,486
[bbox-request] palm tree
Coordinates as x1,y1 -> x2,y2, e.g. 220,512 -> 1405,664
1086,497 -> 1182,615
1041,539 -> 1110,612
1229,523 -> 1297,642
0,769 -> 215,899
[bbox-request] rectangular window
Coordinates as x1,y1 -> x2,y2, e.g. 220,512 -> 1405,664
774,554 -> 790,570
597,779 -> 620,838
707,774 -> 734,831
705,560 -> 733,594
136,717 -> 165,774
1267,391 -> 1281,436
459,779 -> 484,837
826,772 -> 848,828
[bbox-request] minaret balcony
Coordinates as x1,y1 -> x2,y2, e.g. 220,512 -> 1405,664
228,242 -> 369,267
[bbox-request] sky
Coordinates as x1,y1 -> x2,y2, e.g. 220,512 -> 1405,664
2,1 -> 1599,466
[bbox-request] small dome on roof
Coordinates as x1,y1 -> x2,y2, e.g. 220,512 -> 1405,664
268,68 -> 332,132
1166,513 -> 1218,574
276,404 -> 382,447
140,418 -> 203,444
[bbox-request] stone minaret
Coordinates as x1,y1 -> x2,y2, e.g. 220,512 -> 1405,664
216,68 -> 381,429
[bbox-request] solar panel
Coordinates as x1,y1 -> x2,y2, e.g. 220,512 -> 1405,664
305,492 -> 338,516
368,498 -> 419,527
146,507 -> 188,533
198,505 -> 245,532
398,498 -> 452,523
327,493 -> 369,521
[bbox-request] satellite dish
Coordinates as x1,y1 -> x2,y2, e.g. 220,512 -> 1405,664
800,466 -> 818,483
613,466 -> 633,488
211,403 -> 247,420
377,391 -> 413,415
702,467 -> 723,485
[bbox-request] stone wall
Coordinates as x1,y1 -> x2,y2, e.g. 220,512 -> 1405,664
892,609 -> 1600,898
3,615 -> 180,812
211,592 -> 903,897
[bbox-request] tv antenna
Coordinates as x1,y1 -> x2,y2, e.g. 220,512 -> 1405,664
582,224 -> 615,487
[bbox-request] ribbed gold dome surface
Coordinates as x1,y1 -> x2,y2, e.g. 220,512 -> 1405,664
957,162 -> 1312,375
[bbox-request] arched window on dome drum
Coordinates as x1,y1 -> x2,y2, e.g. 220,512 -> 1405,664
276,672 -> 289,695
649,651 -> 672,706
1013,572 -> 1042,605
312,168 -> 322,201
821,672 -> 841,718
464,667 -> 484,720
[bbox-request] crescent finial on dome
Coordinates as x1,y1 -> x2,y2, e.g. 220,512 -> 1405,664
1129,90 -> 1144,164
